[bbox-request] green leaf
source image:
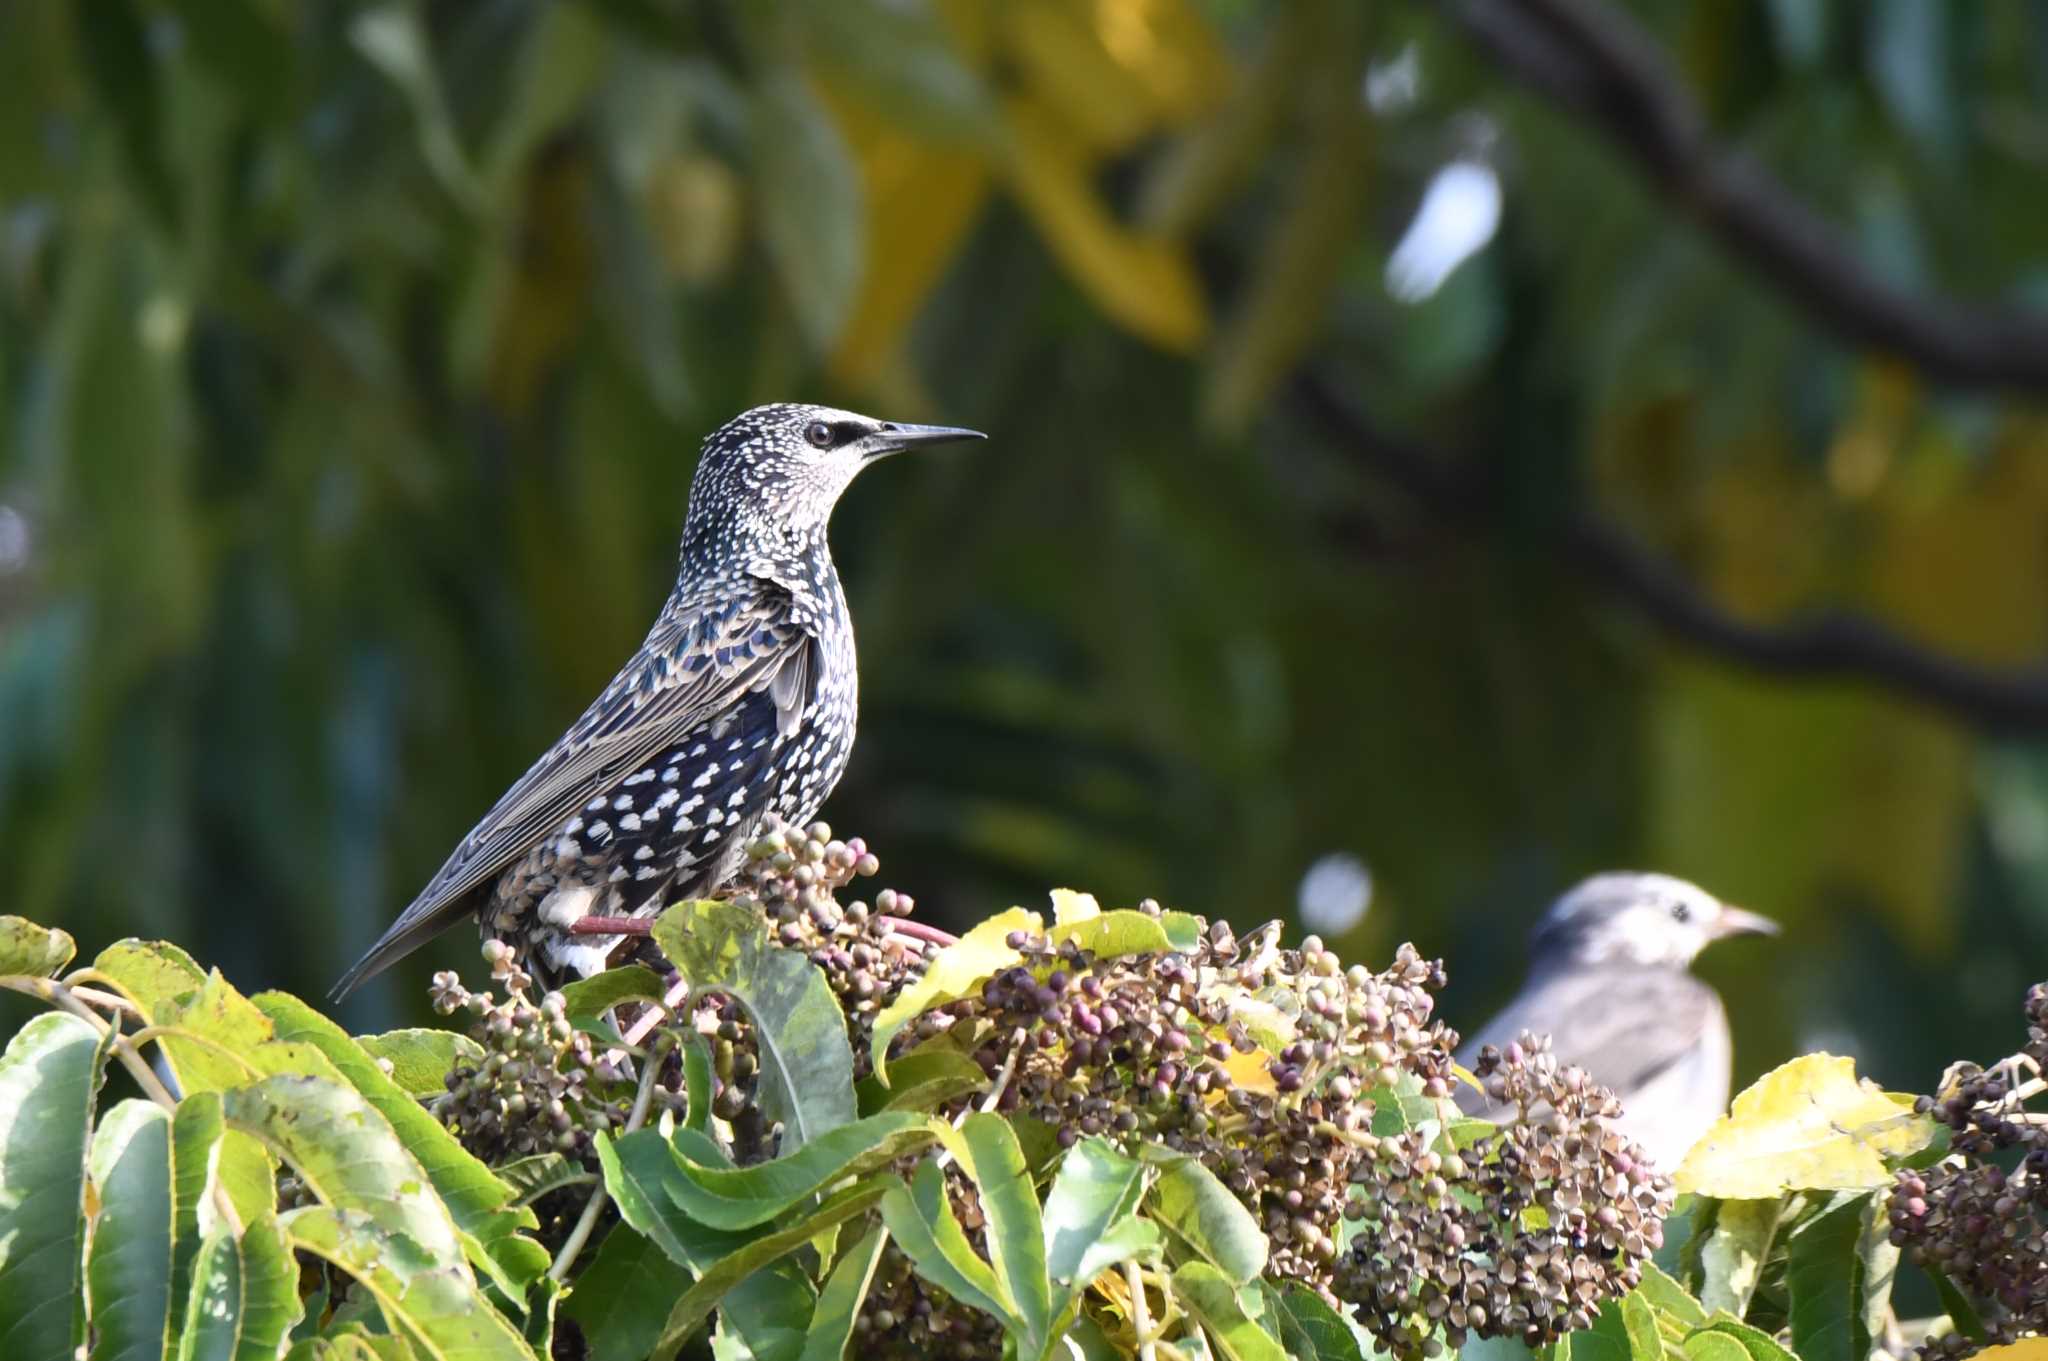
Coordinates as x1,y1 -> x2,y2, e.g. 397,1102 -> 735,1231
1172,1262 -> 1288,1361
1686,1318 -> 1799,1361
799,0 -> 999,144
943,1113 -> 1053,1348
558,966 -> 667,1022
1682,1332 -> 1752,1361
750,68 -> 864,352
653,900 -> 855,1152
1786,1191 -> 1875,1361
660,1109 -> 939,1231
94,949 -> 344,1097
593,1131 -> 751,1270
171,1093 -> 274,1237
0,916 -> 75,977
1142,1145 -> 1268,1286
1158,913 -> 1206,952
1925,1268 -> 1986,1344
679,1032 -> 714,1135
1043,1137 -> 1150,1286
1697,1198 -> 1784,1318
494,1155 -> 588,1208
177,1216 -> 302,1361
251,994 -> 542,1294
800,1223 -> 887,1361
0,1011 -> 102,1361
354,1029 -> 485,1099
1277,1286 -> 1368,1361
1618,1290 -> 1663,1361
854,1046 -> 988,1116
869,908 -> 1036,1085
87,1100 -> 175,1361
1636,1261 -> 1708,1329
878,1160 -> 1017,1331
1366,1072 -> 1443,1138
653,1183 -> 885,1361
560,1227 -> 690,1361
715,1262 -> 813,1361
221,1076 -> 464,1268
279,1208 -> 536,1361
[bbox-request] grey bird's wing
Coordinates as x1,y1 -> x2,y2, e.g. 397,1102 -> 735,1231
1453,966 -> 1725,1122
330,576 -> 818,998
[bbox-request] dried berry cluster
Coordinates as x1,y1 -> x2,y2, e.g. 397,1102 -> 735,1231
869,909 -> 1665,1358
427,941 -> 625,1164
1336,1033 -> 1671,1356
1889,981 -> 2048,1358
727,815 -> 937,1081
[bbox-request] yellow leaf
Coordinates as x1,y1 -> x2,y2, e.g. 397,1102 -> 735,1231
1001,0 -> 1160,154
1003,97 -> 1208,353
1672,1053 -> 1937,1198
1221,1047 -> 1278,1096
869,906 -> 1039,1085
1050,888 -> 1102,926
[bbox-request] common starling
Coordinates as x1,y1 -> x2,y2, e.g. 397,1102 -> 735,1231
330,404 -> 983,999
1453,871 -> 1779,1167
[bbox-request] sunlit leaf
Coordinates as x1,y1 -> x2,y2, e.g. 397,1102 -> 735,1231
0,1011 -> 101,1360
659,1109 -> 939,1231
869,907 -> 1036,1084
178,1216 -> 302,1361
799,1223 -> 887,1361
86,1100 -> 175,1361
1142,1145 -> 1267,1286
878,1160 -> 1017,1331
1172,1261 -> 1288,1361
355,1028 -> 486,1098
940,1113 -> 1052,1348
0,916 -> 74,977
1674,1055 -> 1936,1197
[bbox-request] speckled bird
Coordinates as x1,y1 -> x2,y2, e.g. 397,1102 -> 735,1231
330,404 -> 983,999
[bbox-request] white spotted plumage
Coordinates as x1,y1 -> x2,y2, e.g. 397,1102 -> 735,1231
330,404 -> 982,998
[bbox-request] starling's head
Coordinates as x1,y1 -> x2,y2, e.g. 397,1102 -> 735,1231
1528,871 -> 1778,972
683,404 -> 983,558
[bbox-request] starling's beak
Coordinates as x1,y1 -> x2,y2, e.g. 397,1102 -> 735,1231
1711,905 -> 1780,940
866,422 -> 986,460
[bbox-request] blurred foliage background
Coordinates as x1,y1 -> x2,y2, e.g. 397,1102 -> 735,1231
5,0 -> 2048,1090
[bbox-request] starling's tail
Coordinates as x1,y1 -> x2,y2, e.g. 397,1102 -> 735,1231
328,907 -> 457,1001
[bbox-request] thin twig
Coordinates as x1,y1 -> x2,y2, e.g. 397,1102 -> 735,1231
877,916 -> 959,950
567,916 -> 653,937
622,975 -> 691,1049
0,976 -> 179,1109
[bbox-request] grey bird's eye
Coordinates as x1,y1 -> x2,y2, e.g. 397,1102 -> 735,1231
1669,900 -> 1691,923
804,420 -> 834,449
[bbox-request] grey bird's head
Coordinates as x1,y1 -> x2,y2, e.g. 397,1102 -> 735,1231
1529,871 -> 1778,973
682,403 -> 983,562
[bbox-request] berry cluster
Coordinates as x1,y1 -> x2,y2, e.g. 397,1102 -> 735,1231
1888,982 -> 2048,1358
1336,1033 -> 1671,1356
427,941 -> 626,1164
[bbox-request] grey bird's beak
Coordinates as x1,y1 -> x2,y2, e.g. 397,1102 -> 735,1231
867,421 -> 986,459
1712,905 -> 1780,940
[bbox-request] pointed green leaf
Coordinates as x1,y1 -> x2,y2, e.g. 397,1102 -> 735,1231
1172,1262 -> 1288,1361
494,1155 -> 587,1208
0,917 -> 74,978
855,1047 -> 987,1117
220,1076 -> 464,1268
177,1216 -> 302,1361
1636,1261 -> 1708,1328
715,1262 -> 812,1361
869,908 -> 1035,1085
1686,1318 -> 1798,1361
1049,910 -> 1177,960
279,1208 -> 535,1361
354,1029 -> 485,1100
1683,1333 -> 1752,1361
799,1223 -> 887,1361
1618,1290 -> 1663,1361
0,1011 -> 102,1361
560,1227 -> 690,1361
653,1183 -> 885,1361
653,900 -> 854,1152
252,994 -> 542,1294
87,1100 -> 175,1361
1786,1191 -> 1878,1361
1043,1137 -> 1150,1286
1278,1285 -> 1369,1360
558,966 -> 667,1022
943,1113 -> 1052,1348
1697,1198 -> 1784,1318
1142,1146 -> 1267,1285
678,1032 -> 714,1135
661,1110 -> 938,1231
593,1131 -> 751,1270
877,1161 -> 1017,1331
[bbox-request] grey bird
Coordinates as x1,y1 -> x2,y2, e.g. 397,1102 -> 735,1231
331,404 -> 983,999
1454,871 -> 1778,1168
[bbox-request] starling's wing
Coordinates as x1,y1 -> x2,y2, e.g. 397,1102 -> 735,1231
1453,967 -> 1722,1121
330,578 -> 818,998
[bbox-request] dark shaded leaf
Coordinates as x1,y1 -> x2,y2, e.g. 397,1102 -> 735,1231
86,1100 -> 175,1361
0,1012 -> 102,1361
560,1228 -> 690,1361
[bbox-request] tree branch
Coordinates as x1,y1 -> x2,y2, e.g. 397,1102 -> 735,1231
1294,372 -> 2048,732
1437,0 -> 2048,393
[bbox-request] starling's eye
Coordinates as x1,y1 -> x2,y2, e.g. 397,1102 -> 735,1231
803,421 -> 834,450
1669,901 -> 1692,924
